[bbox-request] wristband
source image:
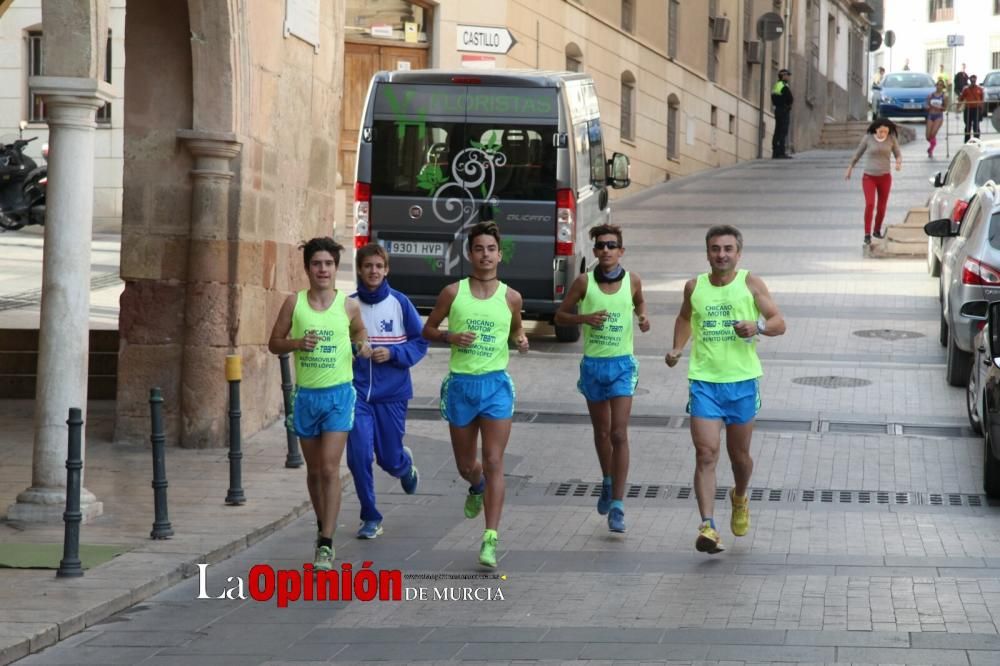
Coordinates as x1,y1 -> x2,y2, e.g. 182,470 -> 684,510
442,331 -> 450,344
756,316 -> 766,335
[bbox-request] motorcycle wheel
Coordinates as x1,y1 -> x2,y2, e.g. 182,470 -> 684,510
0,214 -> 25,231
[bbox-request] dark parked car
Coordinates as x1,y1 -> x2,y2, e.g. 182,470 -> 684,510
977,301 -> 1000,496
983,70 -> 1000,113
874,72 -> 936,119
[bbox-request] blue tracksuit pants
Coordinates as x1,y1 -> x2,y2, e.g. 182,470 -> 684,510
346,399 -> 412,522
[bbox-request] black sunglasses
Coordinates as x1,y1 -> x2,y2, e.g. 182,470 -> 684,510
594,241 -> 621,250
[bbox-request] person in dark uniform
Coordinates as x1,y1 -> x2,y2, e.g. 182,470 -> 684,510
771,69 -> 793,159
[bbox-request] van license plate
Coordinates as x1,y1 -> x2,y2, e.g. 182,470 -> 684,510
382,240 -> 445,257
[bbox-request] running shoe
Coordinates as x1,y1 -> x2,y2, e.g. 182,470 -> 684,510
730,489 -> 750,537
597,479 -> 613,515
400,446 -> 419,494
863,234 -> 871,245
356,520 -> 383,539
607,507 -> 626,533
872,229 -> 885,239
464,488 -> 484,518
695,523 -> 725,554
314,544 -> 335,571
479,530 -> 498,568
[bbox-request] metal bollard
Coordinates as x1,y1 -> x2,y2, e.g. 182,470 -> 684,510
149,388 -> 174,539
279,353 -> 303,468
57,408 -> 84,578
225,355 -> 246,505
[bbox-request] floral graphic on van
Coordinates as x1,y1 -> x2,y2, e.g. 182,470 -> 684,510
411,134 -> 508,275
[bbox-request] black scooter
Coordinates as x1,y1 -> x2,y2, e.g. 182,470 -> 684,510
0,121 -> 47,231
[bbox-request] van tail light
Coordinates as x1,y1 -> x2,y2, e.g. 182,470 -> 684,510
555,188 -> 575,256
961,257 -> 1000,286
354,181 -> 371,249
953,199 -> 969,223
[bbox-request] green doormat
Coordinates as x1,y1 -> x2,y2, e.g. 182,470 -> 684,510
0,543 -> 131,569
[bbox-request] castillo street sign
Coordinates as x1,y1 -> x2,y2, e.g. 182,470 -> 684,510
456,24 -> 517,55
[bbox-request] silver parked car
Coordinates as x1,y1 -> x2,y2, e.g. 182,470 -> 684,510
970,323 -> 989,436
926,181 -> 1000,387
927,139 -> 1000,277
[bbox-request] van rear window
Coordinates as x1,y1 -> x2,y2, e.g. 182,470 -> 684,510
371,121 -> 557,201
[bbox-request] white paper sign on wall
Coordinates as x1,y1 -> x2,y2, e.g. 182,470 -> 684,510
284,0 -> 320,52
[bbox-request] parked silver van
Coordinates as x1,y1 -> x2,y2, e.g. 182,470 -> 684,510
352,69 -> 630,341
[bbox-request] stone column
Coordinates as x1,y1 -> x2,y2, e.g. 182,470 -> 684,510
176,130 -> 242,448
8,77 -> 114,522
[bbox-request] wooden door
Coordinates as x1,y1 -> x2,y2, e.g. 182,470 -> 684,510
341,43 -> 429,185
342,43 -> 381,186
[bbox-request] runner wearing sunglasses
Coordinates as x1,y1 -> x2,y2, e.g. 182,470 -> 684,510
555,224 -> 650,533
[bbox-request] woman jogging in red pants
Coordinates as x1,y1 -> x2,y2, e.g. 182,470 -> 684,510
845,119 -> 903,246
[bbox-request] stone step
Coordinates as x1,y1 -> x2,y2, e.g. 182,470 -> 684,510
0,374 -> 117,400
886,225 -> 927,243
0,329 -> 119,398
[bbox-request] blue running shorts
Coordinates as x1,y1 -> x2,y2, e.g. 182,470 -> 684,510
577,355 -> 639,402
292,382 -> 356,438
687,378 -> 760,425
439,370 -> 515,427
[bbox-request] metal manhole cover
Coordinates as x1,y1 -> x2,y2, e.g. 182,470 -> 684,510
791,376 -> 873,389
853,329 -> 924,341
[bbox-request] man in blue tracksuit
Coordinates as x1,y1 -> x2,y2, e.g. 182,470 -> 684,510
347,243 -> 429,539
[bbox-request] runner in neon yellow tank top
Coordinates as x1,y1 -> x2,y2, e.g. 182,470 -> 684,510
423,222 -> 529,569
268,238 -> 372,572
665,225 -> 785,555
555,224 -> 650,534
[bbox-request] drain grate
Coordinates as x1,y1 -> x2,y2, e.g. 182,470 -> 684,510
547,483 -> 987,509
853,329 -> 925,341
792,376 -> 874,389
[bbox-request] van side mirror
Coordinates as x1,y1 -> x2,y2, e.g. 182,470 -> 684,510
924,218 -> 957,237
989,302 -> 1000,367
607,153 -> 630,189
930,172 -> 944,187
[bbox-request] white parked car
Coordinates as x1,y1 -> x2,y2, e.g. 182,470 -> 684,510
927,139 -> 1000,277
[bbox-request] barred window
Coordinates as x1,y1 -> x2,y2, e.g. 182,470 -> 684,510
667,94 -> 680,160
620,72 -> 635,141
621,0 -> 634,33
28,29 -> 112,124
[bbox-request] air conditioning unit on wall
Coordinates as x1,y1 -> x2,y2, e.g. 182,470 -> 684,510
746,40 -> 762,63
711,16 -> 731,42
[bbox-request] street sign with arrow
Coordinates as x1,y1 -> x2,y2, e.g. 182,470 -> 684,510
456,25 -> 517,55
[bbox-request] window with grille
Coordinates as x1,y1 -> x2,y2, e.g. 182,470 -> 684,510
565,43 -> 583,72
995,0 -> 1000,15
668,0 -> 679,58
28,29 -> 112,125
707,0 -> 719,82
620,73 -> 635,141
993,51 -> 1000,69
742,0 -> 755,98
667,94 -> 680,160
929,0 -> 953,22
621,0 -> 634,33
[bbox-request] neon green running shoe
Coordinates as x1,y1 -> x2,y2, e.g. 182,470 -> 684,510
464,489 -> 484,519
730,489 -> 750,537
314,544 -> 335,571
479,530 -> 498,568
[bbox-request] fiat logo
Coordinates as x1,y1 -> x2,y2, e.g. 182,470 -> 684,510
408,205 -> 423,220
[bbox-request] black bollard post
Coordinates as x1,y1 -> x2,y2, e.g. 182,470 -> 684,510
225,355 -> 246,505
149,388 -> 174,539
57,408 -> 84,578
279,353 -> 303,468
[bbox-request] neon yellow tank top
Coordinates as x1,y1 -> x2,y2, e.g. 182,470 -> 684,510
581,271 -> 634,358
290,290 -> 353,388
688,270 -> 763,382
449,279 -> 511,375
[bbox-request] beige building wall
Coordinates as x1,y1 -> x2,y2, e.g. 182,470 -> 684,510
430,0 -> 789,191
